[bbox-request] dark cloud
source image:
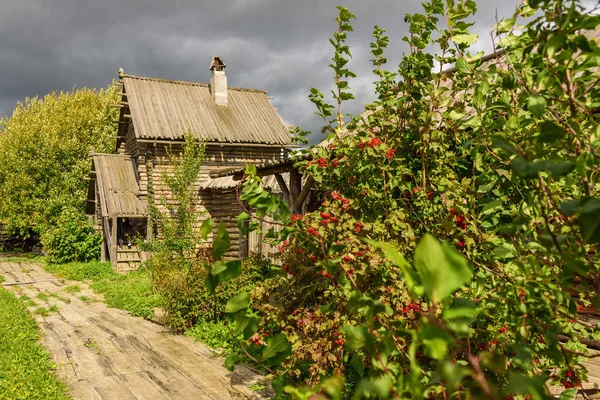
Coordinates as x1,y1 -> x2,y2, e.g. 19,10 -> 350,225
1,0 -> 593,142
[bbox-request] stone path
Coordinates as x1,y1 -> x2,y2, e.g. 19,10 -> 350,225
0,258 -> 269,400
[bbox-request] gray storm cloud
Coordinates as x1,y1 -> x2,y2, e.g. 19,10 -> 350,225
2,0 -> 591,143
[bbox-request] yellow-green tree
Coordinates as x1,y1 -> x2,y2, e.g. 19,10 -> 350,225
0,85 -> 120,260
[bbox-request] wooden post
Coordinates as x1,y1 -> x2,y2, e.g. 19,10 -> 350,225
110,217 -> 118,269
100,225 -> 106,262
274,174 -> 290,205
289,169 -> 302,214
295,176 -> 315,212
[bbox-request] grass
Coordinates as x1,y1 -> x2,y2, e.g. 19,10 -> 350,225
63,285 -> 81,294
33,305 -> 59,317
35,292 -> 50,301
79,295 -> 91,302
185,321 -> 237,354
19,295 -> 36,308
44,261 -> 161,319
45,261 -> 114,281
0,288 -> 70,399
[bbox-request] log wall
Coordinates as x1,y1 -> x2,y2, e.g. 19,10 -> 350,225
125,130 -> 285,259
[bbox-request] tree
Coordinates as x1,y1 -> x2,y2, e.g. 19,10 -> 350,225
204,0 -> 600,398
0,85 -> 120,260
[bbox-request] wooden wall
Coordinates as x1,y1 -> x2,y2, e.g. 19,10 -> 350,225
124,123 -> 286,259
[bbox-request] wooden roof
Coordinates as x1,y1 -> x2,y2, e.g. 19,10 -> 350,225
122,74 -> 292,145
89,153 -> 147,218
201,174 -> 287,192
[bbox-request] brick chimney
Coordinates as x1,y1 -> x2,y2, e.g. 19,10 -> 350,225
209,56 -> 227,107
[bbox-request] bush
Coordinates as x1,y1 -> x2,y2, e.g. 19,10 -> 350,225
40,208 -> 102,263
160,254 -> 275,331
202,2 -> 600,398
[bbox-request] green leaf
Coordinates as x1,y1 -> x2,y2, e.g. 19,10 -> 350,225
353,376 -> 393,399
349,354 -> 365,377
225,354 -> 243,371
237,212 -> 250,235
420,324 -> 452,360
363,239 -> 421,296
261,334 -> 291,365
199,218 -> 214,240
538,121 -> 566,143
219,260 -> 242,282
212,222 -> 230,259
341,325 -> 369,351
456,57 -> 470,73
506,374 -> 551,400
203,274 -> 217,294
527,95 -> 547,117
559,389 -> 578,400
578,197 -> 600,244
443,298 -> 480,320
452,34 -> 478,46
413,234 -> 473,303
495,18 -> 515,33
225,291 -> 251,314
232,310 -> 259,339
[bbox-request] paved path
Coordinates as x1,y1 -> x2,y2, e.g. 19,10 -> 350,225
0,258 -> 269,400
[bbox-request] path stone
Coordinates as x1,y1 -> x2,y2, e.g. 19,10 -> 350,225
0,257 -> 269,400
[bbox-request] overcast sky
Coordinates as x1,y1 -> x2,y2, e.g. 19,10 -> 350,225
0,0 -> 592,143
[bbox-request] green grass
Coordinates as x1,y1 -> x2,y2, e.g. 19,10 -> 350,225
33,305 -> 59,317
0,288 -> 70,399
0,254 -> 42,263
185,321 -> 236,352
90,270 -> 161,319
35,292 -> 50,301
19,295 -> 36,308
44,262 -> 161,319
79,295 -> 91,302
44,261 -> 114,281
63,285 -> 81,294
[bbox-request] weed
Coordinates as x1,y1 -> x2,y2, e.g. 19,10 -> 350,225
0,288 -> 69,399
33,307 -> 49,317
45,262 -> 160,319
19,295 -> 36,308
78,295 -> 90,302
249,382 -> 266,392
185,321 -> 236,353
63,285 -> 81,293
48,305 -> 59,313
49,293 -> 70,303
45,261 -> 114,281
84,338 -> 100,354
35,292 -> 50,301
90,270 -> 160,319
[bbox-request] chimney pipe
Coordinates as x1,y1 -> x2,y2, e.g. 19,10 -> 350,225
209,56 -> 227,107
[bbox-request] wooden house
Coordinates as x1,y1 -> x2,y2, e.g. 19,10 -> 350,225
86,57 -> 292,271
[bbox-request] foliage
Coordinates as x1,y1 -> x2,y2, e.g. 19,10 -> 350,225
0,85 -> 120,247
0,288 -> 70,399
185,320 -> 237,352
160,254 -> 277,331
44,260 -> 160,318
40,207 -> 102,263
203,1 -> 600,398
